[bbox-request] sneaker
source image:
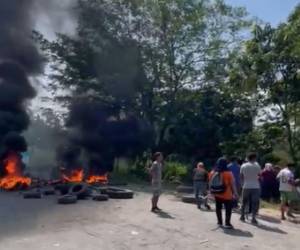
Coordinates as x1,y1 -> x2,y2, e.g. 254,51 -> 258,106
240,216 -> 245,222
217,222 -> 223,227
281,216 -> 286,221
224,224 -> 234,229
251,218 -> 258,225
154,207 -> 162,211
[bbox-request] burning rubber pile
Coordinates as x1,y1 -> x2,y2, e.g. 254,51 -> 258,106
20,172 -> 134,205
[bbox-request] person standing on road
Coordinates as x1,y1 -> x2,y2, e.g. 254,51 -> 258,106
277,164 -> 296,220
228,157 -> 241,208
193,162 -> 211,210
240,153 -> 261,224
260,163 -> 277,202
209,158 -> 238,229
150,152 -> 163,212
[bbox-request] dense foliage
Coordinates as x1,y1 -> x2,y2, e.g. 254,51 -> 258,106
35,0 -> 300,175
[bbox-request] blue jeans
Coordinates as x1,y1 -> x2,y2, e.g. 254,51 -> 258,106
194,181 -> 208,207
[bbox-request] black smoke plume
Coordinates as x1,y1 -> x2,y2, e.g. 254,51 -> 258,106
0,0 -> 43,163
59,100 -> 153,175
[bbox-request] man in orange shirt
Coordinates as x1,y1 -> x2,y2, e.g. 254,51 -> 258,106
209,158 -> 238,229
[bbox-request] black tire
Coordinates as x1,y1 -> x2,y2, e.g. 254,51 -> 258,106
58,195 -> 77,204
176,185 -> 194,194
92,194 -> 109,201
106,189 -> 134,199
68,183 -> 90,199
43,189 -> 56,196
23,192 -> 42,199
55,184 -> 71,195
181,195 -> 196,204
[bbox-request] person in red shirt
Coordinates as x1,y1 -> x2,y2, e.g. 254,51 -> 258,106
209,158 -> 238,229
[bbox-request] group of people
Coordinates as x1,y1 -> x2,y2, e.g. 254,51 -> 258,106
149,152 -> 298,229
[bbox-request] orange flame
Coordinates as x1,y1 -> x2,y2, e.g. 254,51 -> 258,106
62,169 -> 84,183
86,174 -> 108,184
0,153 -> 31,190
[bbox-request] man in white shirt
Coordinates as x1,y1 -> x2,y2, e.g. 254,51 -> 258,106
240,153 -> 261,224
277,164 -> 295,220
150,152 -> 163,212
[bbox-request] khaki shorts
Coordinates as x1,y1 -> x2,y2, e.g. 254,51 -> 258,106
280,191 -> 294,204
152,183 -> 162,197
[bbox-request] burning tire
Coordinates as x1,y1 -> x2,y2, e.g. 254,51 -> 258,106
58,195 -> 77,204
68,183 -> 90,199
23,191 -> 42,199
106,188 -> 134,199
181,195 -> 196,204
92,194 -> 109,201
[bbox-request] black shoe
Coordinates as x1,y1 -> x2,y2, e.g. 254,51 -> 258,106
151,207 -> 159,213
205,204 -> 211,210
154,207 -> 162,211
217,222 -> 223,227
251,218 -> 258,225
197,204 -> 201,209
224,224 -> 234,229
240,216 -> 245,222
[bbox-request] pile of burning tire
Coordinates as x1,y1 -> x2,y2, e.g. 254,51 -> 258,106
22,183 -> 134,205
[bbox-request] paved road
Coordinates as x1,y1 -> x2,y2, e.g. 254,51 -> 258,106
0,187 -> 299,250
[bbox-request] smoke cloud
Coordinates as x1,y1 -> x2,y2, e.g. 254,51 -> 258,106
0,0 -> 43,158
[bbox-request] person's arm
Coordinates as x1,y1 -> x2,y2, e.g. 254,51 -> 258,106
240,165 -> 244,187
288,172 -> 295,186
276,171 -> 281,180
150,162 -> 157,178
230,173 -> 238,199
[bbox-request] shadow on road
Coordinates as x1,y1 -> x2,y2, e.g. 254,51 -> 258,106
223,228 -> 253,238
155,210 -> 175,219
258,214 -> 281,224
253,223 -> 287,234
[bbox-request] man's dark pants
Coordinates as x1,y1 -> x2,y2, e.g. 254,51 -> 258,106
241,188 -> 260,219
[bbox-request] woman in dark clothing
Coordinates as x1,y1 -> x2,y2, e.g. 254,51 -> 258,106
260,163 -> 277,202
209,158 -> 238,229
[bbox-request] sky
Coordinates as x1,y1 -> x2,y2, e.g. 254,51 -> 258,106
226,0 -> 300,26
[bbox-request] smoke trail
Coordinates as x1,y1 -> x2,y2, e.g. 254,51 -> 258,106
0,0 -> 43,158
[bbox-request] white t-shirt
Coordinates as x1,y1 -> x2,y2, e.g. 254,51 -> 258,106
240,161 -> 261,189
277,168 -> 294,192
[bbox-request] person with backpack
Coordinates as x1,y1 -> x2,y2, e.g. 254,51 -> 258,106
193,162 -> 211,210
209,158 -> 238,229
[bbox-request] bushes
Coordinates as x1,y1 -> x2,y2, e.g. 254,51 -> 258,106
163,161 -> 188,183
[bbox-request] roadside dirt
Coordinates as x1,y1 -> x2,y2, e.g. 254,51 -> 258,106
0,186 -> 299,250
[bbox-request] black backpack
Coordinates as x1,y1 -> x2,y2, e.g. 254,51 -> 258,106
209,171 -> 225,194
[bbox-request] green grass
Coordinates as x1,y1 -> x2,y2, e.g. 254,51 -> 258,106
260,200 -> 280,210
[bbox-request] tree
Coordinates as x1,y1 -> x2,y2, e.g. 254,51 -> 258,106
37,0 -> 250,140
230,5 -> 300,169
